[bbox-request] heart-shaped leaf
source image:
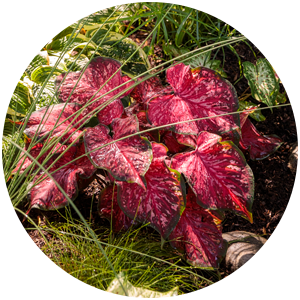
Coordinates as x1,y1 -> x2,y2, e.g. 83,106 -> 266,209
118,142 -> 185,239
29,143 -> 96,210
84,115 -> 152,189
169,193 -> 227,269
130,76 -> 171,105
160,131 -> 188,154
23,103 -> 85,144
239,112 -> 283,160
243,59 -> 279,107
147,64 -> 239,138
11,141 -> 66,176
55,56 -> 135,125
99,185 -> 134,232
171,131 -> 254,222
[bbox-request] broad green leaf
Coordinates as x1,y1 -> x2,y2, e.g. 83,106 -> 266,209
184,51 -> 227,78
2,259 -> 80,298
7,107 -> 25,118
239,100 -> 266,122
25,51 -> 49,77
107,272 -> 178,297
10,81 -> 34,115
275,92 -> 287,104
90,29 -> 150,75
243,58 -> 279,107
269,61 -> 298,92
64,54 -> 90,71
31,65 -> 65,84
2,223 -> 17,266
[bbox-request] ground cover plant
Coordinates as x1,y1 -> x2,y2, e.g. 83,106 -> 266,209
2,2 -> 296,296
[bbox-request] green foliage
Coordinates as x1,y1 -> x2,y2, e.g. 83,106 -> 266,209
243,58 -> 279,108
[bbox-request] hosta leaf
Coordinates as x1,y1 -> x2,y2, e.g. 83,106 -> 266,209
29,143 -> 96,210
23,103 -> 85,144
55,56 -> 134,125
10,81 -> 34,115
171,131 -> 254,222
243,59 -> 279,107
107,272 -> 178,297
239,112 -> 283,160
84,116 -> 152,189
99,185 -> 134,232
90,30 -> 150,75
169,193 -> 227,269
147,64 -> 239,138
118,142 -> 185,239
25,51 -> 49,77
2,259 -> 80,298
31,65 -> 65,84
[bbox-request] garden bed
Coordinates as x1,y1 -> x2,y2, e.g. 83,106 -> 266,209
22,36 -> 297,283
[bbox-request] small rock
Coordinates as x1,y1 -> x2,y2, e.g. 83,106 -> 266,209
288,142 -> 298,174
277,230 -> 298,256
223,231 -> 295,298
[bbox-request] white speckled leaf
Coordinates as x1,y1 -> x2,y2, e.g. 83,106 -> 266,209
243,59 -> 279,107
107,272 -> 178,297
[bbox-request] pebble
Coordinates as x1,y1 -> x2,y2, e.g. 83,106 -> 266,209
277,230 -> 298,256
223,231 -> 295,298
287,142 -> 298,174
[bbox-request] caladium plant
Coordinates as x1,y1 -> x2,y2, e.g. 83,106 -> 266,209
239,110 -> 283,160
12,56 -> 284,269
55,56 -> 134,125
29,142 -> 96,211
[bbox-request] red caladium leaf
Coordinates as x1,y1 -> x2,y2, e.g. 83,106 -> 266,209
160,131 -> 188,154
117,142 -> 185,239
29,142 -> 96,210
23,103 -> 84,144
84,115 -> 152,189
147,64 -> 239,138
171,131 -> 254,222
99,185 -> 134,232
175,133 -> 197,149
11,140 -> 70,176
169,193 -> 227,269
239,112 -> 282,160
55,56 -> 134,125
130,76 -> 171,105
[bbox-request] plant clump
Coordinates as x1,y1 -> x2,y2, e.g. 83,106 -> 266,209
12,56 -> 283,269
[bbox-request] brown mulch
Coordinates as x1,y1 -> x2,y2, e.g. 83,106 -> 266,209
22,33 -> 297,279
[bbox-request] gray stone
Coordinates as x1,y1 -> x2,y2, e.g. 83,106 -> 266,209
288,142 -> 298,174
223,231 -> 295,298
